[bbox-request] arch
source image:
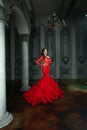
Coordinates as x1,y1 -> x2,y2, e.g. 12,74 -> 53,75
11,5 -> 30,34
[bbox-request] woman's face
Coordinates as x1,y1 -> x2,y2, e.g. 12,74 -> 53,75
43,49 -> 47,56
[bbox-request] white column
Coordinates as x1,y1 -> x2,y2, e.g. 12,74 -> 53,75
71,24 -> 77,79
10,25 -> 15,80
20,34 -> 30,91
55,28 -> 61,79
0,5 -> 13,128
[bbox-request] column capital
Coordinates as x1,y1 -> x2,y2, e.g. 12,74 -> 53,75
20,34 -> 29,41
0,2 -> 11,24
2,0 -> 12,24
0,5 -> 5,22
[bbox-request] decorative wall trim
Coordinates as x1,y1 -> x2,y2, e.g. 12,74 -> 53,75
45,30 -> 56,78
78,56 -> 86,64
61,27 -> 71,65
76,29 -> 86,64
76,20 -> 87,78
60,26 -> 72,78
77,67 -> 87,78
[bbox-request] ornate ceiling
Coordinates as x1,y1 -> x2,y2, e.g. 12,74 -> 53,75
30,0 -> 87,18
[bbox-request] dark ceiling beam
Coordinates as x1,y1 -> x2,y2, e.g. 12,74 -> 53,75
58,0 -> 65,18
65,0 -> 77,18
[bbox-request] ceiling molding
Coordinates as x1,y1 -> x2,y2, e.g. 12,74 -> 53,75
25,0 -> 32,11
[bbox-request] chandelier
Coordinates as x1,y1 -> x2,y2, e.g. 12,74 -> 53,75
48,12 -> 66,29
47,0 -> 66,30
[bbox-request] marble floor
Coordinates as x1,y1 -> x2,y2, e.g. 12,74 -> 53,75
1,80 -> 87,130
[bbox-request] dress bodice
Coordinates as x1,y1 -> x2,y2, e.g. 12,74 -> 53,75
36,56 -> 52,67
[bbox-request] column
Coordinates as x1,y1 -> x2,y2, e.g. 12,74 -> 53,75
10,24 -> 15,80
0,4 -> 13,128
55,28 -> 61,79
20,34 -> 30,91
71,24 -> 77,79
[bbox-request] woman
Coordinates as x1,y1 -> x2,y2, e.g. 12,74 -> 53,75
23,48 -> 65,106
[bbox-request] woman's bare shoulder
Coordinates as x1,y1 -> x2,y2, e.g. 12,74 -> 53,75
40,55 -> 44,58
39,55 -> 44,59
46,56 -> 50,58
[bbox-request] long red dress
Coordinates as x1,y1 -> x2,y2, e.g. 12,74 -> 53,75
23,56 -> 65,106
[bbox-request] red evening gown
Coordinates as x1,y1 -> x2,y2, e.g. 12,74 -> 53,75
23,56 -> 65,106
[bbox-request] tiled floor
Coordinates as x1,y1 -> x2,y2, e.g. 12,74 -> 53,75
1,80 -> 87,130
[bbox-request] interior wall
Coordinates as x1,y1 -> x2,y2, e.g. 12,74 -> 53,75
29,16 -> 87,79
76,17 -> 87,78
6,15 -> 87,80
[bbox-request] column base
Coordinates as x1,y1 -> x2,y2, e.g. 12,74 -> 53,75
0,112 -> 13,128
20,86 -> 31,91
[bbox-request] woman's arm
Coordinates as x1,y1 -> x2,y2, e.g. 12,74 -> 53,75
35,56 -> 43,66
46,56 -> 52,64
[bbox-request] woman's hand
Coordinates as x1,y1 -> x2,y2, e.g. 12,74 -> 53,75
42,63 -> 46,66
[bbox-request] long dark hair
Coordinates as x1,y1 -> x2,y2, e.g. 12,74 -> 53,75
41,48 -> 47,56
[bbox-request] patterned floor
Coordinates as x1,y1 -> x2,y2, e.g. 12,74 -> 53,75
1,80 -> 87,130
